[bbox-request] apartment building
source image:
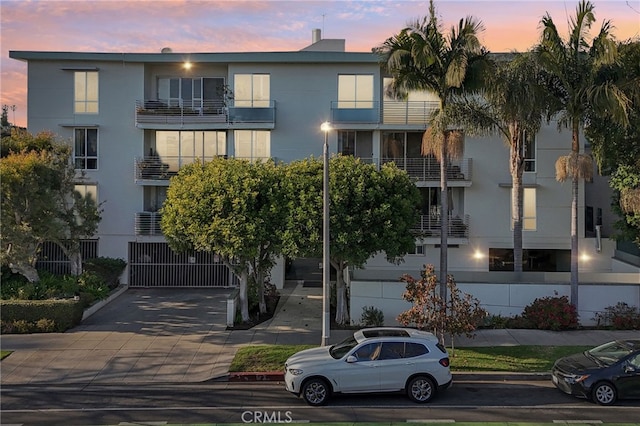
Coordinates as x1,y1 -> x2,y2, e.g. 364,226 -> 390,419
9,31 -> 639,322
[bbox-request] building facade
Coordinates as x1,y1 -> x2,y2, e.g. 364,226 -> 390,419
10,31 -> 639,322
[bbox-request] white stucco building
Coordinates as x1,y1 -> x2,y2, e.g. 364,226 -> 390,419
9,31 -> 639,325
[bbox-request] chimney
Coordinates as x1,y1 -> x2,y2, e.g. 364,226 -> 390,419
312,28 -> 321,44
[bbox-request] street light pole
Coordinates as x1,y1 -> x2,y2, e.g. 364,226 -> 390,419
321,121 -> 331,347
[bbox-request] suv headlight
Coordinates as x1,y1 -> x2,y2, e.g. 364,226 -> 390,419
287,368 -> 304,376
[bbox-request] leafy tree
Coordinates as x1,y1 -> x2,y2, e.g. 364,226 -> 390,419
445,53 -> 548,271
534,0 -> 632,310
329,155 -> 421,324
378,0 -> 489,299
585,40 -> 640,244
1,105 -> 9,127
0,129 -> 102,281
161,158 -> 288,322
397,264 -> 487,351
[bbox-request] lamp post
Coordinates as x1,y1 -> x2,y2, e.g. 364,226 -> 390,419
320,121 -> 331,347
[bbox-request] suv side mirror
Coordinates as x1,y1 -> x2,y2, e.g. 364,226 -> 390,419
346,355 -> 358,363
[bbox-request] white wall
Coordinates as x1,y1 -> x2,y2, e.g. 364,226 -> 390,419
350,279 -> 640,327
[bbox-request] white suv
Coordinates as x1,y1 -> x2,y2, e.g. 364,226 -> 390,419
284,327 -> 452,406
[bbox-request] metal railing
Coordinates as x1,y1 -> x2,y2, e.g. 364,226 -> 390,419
356,157 -> 472,182
412,214 -> 470,238
135,212 -> 163,236
330,100 -> 440,125
135,99 -> 276,125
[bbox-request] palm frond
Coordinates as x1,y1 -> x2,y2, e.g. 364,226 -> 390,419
620,187 -> 640,214
555,153 -> 594,182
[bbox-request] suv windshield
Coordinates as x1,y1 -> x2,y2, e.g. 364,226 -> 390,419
329,335 -> 358,359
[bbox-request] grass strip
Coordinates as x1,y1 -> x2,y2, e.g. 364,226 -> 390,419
229,345 -> 591,373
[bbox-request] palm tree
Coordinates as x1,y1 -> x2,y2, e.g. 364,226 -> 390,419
446,53 -> 548,272
534,0 -> 630,310
378,0 -> 488,299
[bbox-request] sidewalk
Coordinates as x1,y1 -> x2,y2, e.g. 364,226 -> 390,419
1,281 -> 638,386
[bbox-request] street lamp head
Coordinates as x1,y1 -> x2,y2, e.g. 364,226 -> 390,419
321,121 -> 332,132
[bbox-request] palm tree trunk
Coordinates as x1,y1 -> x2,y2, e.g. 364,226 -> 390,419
570,123 -> 580,310
439,133 -> 448,302
510,127 -> 524,273
334,261 -> 349,325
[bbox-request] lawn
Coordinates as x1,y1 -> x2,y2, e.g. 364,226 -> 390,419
229,344 -> 591,373
1,351 -> 12,360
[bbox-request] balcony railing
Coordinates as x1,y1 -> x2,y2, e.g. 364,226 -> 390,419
330,100 -> 440,125
412,214 -> 469,239
135,99 -> 275,126
135,212 -> 163,236
367,157 -> 472,182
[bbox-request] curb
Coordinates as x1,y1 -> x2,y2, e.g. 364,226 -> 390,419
226,371 -> 550,382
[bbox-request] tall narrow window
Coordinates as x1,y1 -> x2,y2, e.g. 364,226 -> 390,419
338,131 -> 355,156
338,74 -> 373,108
522,132 -> 536,172
512,187 -> 536,230
234,130 -> 270,161
74,71 -> 98,113
234,74 -> 270,107
74,128 -> 98,170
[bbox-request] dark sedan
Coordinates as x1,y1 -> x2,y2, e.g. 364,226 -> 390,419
551,339 -> 640,405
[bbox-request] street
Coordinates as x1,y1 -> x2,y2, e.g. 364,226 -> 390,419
2,381 -> 639,425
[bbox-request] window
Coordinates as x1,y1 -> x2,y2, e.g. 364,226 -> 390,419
512,187 -> 536,231
338,74 -> 373,108
74,128 -> 98,170
234,130 -> 270,161
338,131 -> 373,159
489,248 -> 570,272
155,131 -> 226,172
74,71 -> 98,113
234,74 -> 270,107
409,244 -> 425,255
158,77 -> 225,110
74,183 -> 98,202
522,131 -> 536,172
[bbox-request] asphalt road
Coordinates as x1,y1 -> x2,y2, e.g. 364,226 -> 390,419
2,381 -> 639,425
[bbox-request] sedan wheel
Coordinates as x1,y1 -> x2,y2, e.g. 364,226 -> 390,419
302,378 -> 330,406
592,382 -> 617,405
407,376 -> 435,403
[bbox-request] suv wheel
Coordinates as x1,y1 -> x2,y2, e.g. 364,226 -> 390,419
407,375 -> 435,403
302,378 -> 330,406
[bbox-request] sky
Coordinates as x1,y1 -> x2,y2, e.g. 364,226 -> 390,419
2,0 -> 639,128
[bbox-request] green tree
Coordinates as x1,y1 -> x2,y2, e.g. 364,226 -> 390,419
585,40 -> 640,244
0,129 -> 102,281
534,0 -> 632,309
161,158 -> 288,322
378,0 -> 489,299
446,53 -> 549,272
328,155 -> 421,324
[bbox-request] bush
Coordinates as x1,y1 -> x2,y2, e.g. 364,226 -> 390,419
522,295 -> 578,331
593,302 -> 640,330
0,299 -> 84,332
360,305 -> 384,327
83,257 -> 126,289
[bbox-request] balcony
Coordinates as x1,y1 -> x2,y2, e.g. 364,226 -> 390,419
135,212 -> 163,236
330,100 -> 440,126
412,214 -> 470,239
379,157 -> 472,185
135,100 -> 275,128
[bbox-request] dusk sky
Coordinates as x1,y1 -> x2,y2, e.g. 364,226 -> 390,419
2,0 -> 639,128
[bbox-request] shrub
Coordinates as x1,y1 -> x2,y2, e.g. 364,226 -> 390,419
593,302 -> 640,330
83,257 -> 126,289
360,305 -> 384,327
522,295 -> 578,331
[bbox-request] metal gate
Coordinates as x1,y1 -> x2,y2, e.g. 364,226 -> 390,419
36,240 -> 99,275
128,242 -> 237,288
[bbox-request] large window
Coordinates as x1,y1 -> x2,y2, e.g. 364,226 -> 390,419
74,183 -> 98,202
157,77 -> 224,109
234,130 -> 270,161
511,187 -> 537,231
337,131 -> 373,159
155,131 -> 226,172
74,71 -> 98,113
381,132 -> 422,160
234,74 -> 270,107
489,248 -> 570,272
74,128 -> 98,170
338,74 -> 373,108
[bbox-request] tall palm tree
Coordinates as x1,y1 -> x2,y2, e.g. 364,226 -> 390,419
534,0 -> 630,310
446,53 -> 548,272
378,0 -> 488,299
